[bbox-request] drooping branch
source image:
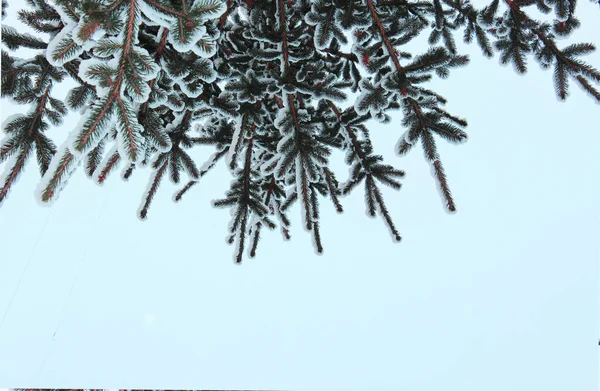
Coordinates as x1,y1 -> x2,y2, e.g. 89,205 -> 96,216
279,0 -> 313,232
174,147 -> 228,202
139,158 -> 168,219
408,98 -> 456,212
366,0 -> 404,71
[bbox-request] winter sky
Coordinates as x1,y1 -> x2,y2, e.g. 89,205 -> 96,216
1,1 -> 599,390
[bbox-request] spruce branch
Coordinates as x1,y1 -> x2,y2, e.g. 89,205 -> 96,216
139,155 -> 168,219
1,72 -> 61,205
327,99 -> 403,240
174,147 -> 228,202
366,0 -> 404,71
214,124 -> 275,262
401,97 -> 466,211
273,0 -> 329,252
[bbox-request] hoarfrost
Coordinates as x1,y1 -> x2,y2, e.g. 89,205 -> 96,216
555,12 -> 570,23
191,38 -> 218,58
169,25 -> 208,53
139,0 -> 177,29
45,25 -> 85,67
1,26 -> 46,48
1,113 -> 27,132
114,100 -> 145,164
72,20 -> 107,46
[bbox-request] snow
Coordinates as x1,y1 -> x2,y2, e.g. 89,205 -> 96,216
213,57 -> 224,69
495,26 -> 510,38
77,57 -> 114,98
273,101 -> 290,133
163,95 -> 185,112
355,79 -> 388,117
555,10 -> 571,23
45,26 -> 85,67
124,78 -> 153,104
43,0 -> 94,66
193,0 -> 227,23
160,57 -> 190,81
47,0 -> 77,25
114,99 -> 145,165
194,58 -> 217,83
176,80 -> 204,99
148,89 -> 168,109
163,111 -> 185,135
168,24 -> 208,54
1,25 -> 46,47
1,112 -> 27,133
237,6 -> 250,23
260,152 -> 279,178
72,19 -> 107,46
132,47 -> 161,79
7,55 -> 30,70
138,0 -> 177,29
305,12 -> 334,51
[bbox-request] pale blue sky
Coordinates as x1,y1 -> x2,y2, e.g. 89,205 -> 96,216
0,2 -> 599,390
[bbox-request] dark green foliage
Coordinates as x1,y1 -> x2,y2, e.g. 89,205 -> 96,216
1,0 -> 599,262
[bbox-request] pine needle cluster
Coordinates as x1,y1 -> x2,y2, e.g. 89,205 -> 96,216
1,0 -> 599,262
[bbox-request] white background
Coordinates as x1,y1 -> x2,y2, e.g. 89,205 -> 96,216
1,2 -> 599,390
